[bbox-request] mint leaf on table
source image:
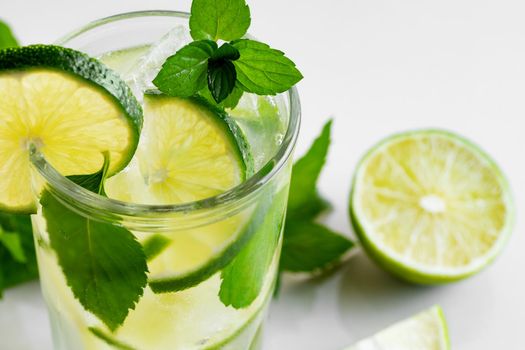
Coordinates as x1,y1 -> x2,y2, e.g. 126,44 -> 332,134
0,227 -> 26,263
0,212 -> 39,298
190,0 -> 251,41
279,120 -> 354,279
153,40 -> 217,97
0,19 -> 18,50
231,39 -> 303,96
219,189 -> 287,309
43,157 -> 148,330
281,221 -> 354,272
287,120 -> 333,219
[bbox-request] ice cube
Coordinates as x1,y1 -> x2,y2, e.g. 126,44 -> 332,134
124,26 -> 192,98
229,93 -> 289,170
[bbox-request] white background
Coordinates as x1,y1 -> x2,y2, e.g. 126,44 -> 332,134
1,0 -> 524,349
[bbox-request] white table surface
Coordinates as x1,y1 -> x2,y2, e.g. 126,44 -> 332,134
1,0 -> 524,349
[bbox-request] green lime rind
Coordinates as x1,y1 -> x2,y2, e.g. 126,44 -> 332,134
203,280 -> 273,350
144,91 -> 254,179
344,305 -> 450,350
149,187 -> 275,294
0,45 -> 143,177
435,306 -> 452,350
142,92 -> 257,293
89,327 -> 136,350
349,129 -> 515,285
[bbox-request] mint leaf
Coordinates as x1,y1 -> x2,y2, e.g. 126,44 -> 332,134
190,0 -> 251,41
278,120 -> 354,279
67,151 -> 109,195
287,120 -> 332,216
153,40 -> 217,97
0,228 -> 26,263
0,212 -> 38,298
198,84 -> 244,109
212,43 -> 240,61
43,159 -> 147,330
281,220 -> 353,272
0,20 -> 18,49
208,59 -> 237,103
219,189 -> 287,308
232,39 -> 303,95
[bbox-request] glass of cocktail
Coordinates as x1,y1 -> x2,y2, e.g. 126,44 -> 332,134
27,11 -> 300,350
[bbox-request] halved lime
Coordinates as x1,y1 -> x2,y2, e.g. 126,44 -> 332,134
0,45 -> 142,213
345,306 -> 450,350
350,130 -> 514,284
105,94 -> 255,292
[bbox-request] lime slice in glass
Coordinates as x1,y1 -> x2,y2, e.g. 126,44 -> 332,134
0,45 -> 142,213
105,94 -> 255,293
350,130 -> 514,284
345,306 -> 450,350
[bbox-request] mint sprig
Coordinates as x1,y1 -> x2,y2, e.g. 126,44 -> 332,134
43,156 -> 148,330
279,121 -> 354,280
154,0 -> 302,105
0,19 -> 18,50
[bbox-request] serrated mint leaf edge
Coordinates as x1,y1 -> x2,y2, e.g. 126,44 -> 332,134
189,0 -> 251,41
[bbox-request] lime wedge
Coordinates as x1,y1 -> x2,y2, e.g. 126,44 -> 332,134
350,130 -> 514,284
105,94 -> 254,292
345,306 -> 450,350
0,45 -> 142,213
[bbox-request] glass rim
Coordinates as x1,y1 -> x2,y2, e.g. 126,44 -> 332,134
32,10 -> 301,219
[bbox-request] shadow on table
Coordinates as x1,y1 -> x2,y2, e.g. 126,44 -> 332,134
337,252 -> 447,341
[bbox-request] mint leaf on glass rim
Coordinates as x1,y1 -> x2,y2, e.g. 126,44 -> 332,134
0,19 -> 18,49
281,220 -> 354,272
153,40 -> 217,98
43,156 -> 148,330
232,39 -> 303,95
190,0 -> 251,41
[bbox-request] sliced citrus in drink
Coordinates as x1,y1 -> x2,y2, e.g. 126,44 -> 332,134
105,93 -> 255,292
345,306 -> 450,350
350,130 -> 514,284
0,45 -> 142,213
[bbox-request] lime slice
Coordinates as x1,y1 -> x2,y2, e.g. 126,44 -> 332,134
350,130 -> 514,284
105,94 -> 255,292
345,306 -> 450,350
0,45 -> 142,213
